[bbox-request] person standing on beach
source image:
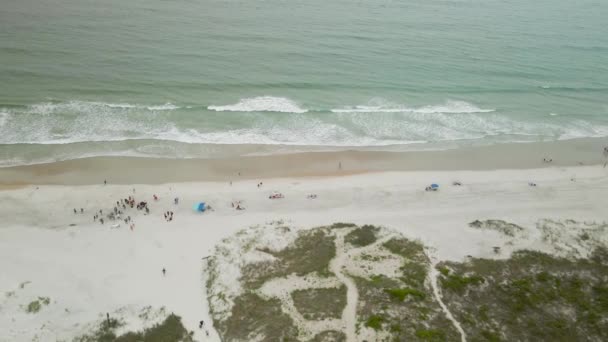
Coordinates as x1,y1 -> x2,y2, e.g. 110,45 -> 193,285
162,268 -> 166,276
104,180 -> 107,185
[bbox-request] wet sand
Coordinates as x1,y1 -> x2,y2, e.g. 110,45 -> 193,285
1,137 -> 607,186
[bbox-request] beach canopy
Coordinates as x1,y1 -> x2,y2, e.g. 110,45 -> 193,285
431,184 -> 439,189
193,202 -> 206,212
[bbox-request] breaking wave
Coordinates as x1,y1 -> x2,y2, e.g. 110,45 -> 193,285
331,99 -> 494,114
208,96 -> 308,113
1,97 -> 607,167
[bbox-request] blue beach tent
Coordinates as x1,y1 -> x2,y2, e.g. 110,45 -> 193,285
431,184 -> 439,189
193,202 -> 206,212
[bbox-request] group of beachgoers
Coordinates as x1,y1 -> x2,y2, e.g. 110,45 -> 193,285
163,211 -> 174,222
83,189 -> 157,230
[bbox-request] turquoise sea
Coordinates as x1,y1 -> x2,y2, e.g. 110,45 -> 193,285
1,0 -> 607,166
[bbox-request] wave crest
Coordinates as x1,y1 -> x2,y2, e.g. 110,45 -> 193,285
26,101 -> 180,115
208,96 -> 308,113
331,99 -> 494,114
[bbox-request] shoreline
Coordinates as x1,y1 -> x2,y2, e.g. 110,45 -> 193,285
1,137 -> 607,186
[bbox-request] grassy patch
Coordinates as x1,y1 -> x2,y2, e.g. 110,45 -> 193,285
437,248 -> 608,342
223,293 -> 298,341
74,317 -> 123,342
75,314 -> 193,342
292,286 -> 347,320
383,238 -> 428,264
365,315 -> 385,330
352,273 -> 459,341
415,329 -> 445,341
385,288 -> 426,301
400,262 -> 428,288
244,229 -> 336,288
309,330 -> 346,342
330,223 -> 357,229
114,314 -> 194,342
25,297 -> 50,313
480,330 -> 501,342
440,274 -> 485,294
469,220 -> 524,237
344,225 -> 378,247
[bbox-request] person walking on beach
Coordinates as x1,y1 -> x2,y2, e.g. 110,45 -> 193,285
104,180 -> 107,185
199,320 -> 204,329
162,268 -> 166,276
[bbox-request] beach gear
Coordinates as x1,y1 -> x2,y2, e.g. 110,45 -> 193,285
431,184 -> 439,189
193,202 -> 206,212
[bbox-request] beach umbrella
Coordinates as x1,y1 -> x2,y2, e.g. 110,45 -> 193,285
193,202 -> 206,212
431,184 -> 439,189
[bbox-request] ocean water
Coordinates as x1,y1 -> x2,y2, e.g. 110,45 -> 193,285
1,0 -> 607,166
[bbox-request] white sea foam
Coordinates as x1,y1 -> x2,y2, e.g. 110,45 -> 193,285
2,98 -> 608,167
208,96 -> 308,113
0,112 -> 7,127
26,101 -> 180,115
146,103 -> 180,111
331,100 -> 494,114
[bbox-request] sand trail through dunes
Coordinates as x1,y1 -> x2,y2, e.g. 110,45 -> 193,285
429,259 -> 467,342
329,230 -> 359,341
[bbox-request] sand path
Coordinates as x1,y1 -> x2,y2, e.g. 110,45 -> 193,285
329,230 -> 358,341
429,259 -> 467,342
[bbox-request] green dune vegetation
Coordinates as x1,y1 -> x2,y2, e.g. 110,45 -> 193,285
437,247 -> 608,341
73,314 -> 194,342
207,221 -> 608,342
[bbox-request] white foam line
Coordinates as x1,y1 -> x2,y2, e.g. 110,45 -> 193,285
331,100 -> 495,114
208,96 -> 308,113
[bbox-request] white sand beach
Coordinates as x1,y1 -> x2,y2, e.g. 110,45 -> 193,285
1,161 -> 607,341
